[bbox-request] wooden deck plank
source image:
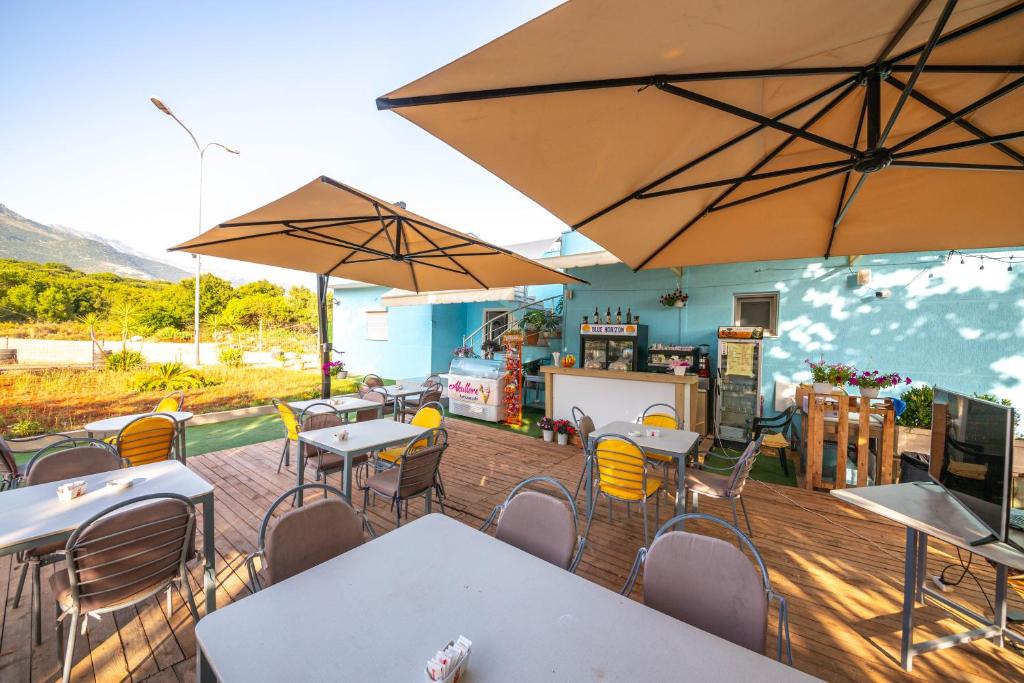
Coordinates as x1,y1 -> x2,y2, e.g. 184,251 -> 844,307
2,419 -> 1023,682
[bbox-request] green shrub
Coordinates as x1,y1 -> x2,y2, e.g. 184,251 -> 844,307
1,409 -> 44,438
153,326 -> 188,342
133,362 -> 213,391
219,347 -> 244,367
106,349 -> 145,372
896,385 -> 934,429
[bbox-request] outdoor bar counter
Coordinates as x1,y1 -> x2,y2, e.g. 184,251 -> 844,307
541,366 -> 705,434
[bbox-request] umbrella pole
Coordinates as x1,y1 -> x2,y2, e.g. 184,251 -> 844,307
317,274 -> 331,399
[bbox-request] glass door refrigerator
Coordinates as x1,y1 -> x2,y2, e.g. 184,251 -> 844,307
580,323 -> 648,371
715,327 -> 764,444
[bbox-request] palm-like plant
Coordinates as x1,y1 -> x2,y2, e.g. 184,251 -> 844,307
134,362 -> 209,391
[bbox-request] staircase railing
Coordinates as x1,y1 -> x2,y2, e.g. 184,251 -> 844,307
461,293 -> 563,351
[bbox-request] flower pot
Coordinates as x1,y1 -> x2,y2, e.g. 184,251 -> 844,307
812,382 -> 834,394
542,429 -> 554,443
859,386 -> 880,399
336,370 -> 348,379
673,300 -> 685,308
673,366 -> 688,376
556,433 -> 569,446
525,331 -> 541,345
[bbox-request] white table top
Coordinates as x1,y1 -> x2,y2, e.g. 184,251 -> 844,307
590,420 -> 700,460
196,514 -> 811,682
0,461 -> 212,554
288,397 -> 382,414
85,411 -> 193,433
832,483 -> 1024,571
378,383 -> 427,398
298,418 -> 423,455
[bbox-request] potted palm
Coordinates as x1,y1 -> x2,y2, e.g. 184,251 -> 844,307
538,416 -> 554,442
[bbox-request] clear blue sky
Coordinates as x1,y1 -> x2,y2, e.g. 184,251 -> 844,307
0,0 -> 562,285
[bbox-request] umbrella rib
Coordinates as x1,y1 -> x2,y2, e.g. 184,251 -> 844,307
573,77 -> 858,230
886,1 -> 1024,66
633,80 -> 858,270
404,221 -> 489,288
890,75 -> 1024,153
282,224 -> 393,259
829,172 -> 871,246
877,0 -> 958,147
891,160 -> 1024,171
655,82 -> 859,155
825,87 -> 870,258
711,166 -> 854,213
637,160 -> 854,199
374,203 -> 398,255
330,219 -> 395,272
875,0 -> 934,64
404,241 -> 482,257
893,130 -> 1024,158
885,75 -> 1024,165
219,216 -> 380,228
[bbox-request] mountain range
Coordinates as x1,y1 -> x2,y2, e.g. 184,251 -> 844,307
0,203 -> 191,281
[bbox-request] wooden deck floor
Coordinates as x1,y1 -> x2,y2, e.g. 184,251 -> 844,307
2,419 -> 1023,682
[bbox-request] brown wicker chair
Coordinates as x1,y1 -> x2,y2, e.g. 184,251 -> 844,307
298,403 -> 365,487
245,483 -> 375,592
361,427 -> 448,527
355,387 -> 388,421
53,493 -> 200,683
400,386 -> 443,422
14,439 -> 123,646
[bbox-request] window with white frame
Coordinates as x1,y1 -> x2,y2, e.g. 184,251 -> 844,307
366,309 -> 388,341
733,292 -> 779,336
483,308 -> 509,344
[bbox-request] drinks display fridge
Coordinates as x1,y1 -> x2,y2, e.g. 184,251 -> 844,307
715,327 -> 764,444
580,323 -> 648,371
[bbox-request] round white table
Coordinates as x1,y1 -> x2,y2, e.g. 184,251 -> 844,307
85,411 -> 194,461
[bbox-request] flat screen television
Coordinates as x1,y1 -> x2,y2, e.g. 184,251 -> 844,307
932,387 -> 1017,547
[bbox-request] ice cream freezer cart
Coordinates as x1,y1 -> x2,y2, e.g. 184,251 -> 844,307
447,357 -> 506,422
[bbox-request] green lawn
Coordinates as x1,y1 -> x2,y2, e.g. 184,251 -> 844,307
185,414 -> 285,456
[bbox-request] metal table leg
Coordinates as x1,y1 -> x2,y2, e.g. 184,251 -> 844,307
915,533 -> 928,604
201,492 -> 217,614
900,527 -> 919,672
995,563 -> 1008,648
197,643 -> 216,683
295,440 -> 306,507
673,446 -> 690,517
342,452 -> 353,502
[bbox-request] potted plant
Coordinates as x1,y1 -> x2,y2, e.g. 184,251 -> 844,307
521,310 -> 546,345
805,358 -> 856,394
553,419 -> 576,446
542,309 -> 562,341
322,359 -> 347,379
669,359 -> 691,376
538,416 -> 554,442
659,288 -> 689,308
849,370 -> 912,398
452,345 -> 476,358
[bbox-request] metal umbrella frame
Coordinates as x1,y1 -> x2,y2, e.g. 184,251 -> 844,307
377,1 -> 1024,270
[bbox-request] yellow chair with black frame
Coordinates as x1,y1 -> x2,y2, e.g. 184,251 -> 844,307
639,403 -> 680,483
376,402 -> 445,466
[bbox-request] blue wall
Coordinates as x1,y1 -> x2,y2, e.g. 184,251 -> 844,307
563,249 -> 1024,419
332,285 -> 434,379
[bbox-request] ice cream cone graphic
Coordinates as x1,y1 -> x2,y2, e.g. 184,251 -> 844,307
479,383 -> 491,403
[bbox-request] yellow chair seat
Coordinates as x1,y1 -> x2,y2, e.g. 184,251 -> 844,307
647,451 -> 673,463
599,477 -> 661,501
377,446 -> 403,464
762,432 -> 789,449
103,435 -> 117,445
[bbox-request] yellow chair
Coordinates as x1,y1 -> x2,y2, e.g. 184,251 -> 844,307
377,404 -> 444,465
154,390 -> 184,413
593,435 -> 661,545
272,399 -> 301,474
114,415 -> 177,467
640,403 -> 680,481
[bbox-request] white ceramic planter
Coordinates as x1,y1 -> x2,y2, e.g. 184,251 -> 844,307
812,382 -> 834,394
542,429 -> 554,442
673,366 -> 688,376
859,386 -> 880,399
556,433 -> 569,446
673,300 -> 685,308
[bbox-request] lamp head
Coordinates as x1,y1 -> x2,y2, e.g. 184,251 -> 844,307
150,96 -> 173,116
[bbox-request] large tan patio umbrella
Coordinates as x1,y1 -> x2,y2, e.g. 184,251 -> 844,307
377,0 -> 1024,270
170,176 -> 584,395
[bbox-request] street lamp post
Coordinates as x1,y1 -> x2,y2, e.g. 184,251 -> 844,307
150,96 -> 238,366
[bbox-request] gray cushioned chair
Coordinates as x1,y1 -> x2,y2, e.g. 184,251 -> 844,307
570,406 -> 596,500
621,512 -> 792,665
684,437 -> 761,535
480,475 -> 589,573
361,427 -> 448,528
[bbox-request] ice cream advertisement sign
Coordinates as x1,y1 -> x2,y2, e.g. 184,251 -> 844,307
447,379 -> 498,405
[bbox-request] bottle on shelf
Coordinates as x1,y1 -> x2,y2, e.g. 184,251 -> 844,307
625,306 -> 632,324
593,306 -> 600,322
583,314 -> 589,324
605,307 -> 612,324
615,307 -> 622,324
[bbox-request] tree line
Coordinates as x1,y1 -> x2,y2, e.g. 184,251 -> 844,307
0,259 -> 317,339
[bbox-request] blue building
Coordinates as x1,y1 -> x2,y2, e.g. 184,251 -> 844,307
333,230 -> 1023,418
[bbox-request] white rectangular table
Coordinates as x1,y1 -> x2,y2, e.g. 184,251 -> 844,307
0,461 -> 217,642
195,514 -> 812,682
588,420 -> 701,518
378,383 -> 428,420
296,418 -> 424,505
288,396 -> 384,419
832,483 -> 1024,671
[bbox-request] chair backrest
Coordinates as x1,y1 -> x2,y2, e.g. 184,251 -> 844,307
64,493 -> 196,613
26,440 -> 122,485
115,414 -> 177,467
726,438 -> 762,496
641,403 -> 680,429
495,476 -> 578,570
571,407 -> 595,453
641,513 -> 771,655
395,427 -> 448,499
359,374 -> 385,393
299,404 -> 344,431
411,402 -> 445,429
259,484 -> 365,587
154,390 -> 184,413
272,399 -> 301,440
355,388 -> 387,422
423,374 -> 443,390
0,438 -> 19,480
418,386 -> 443,406
593,434 -> 649,498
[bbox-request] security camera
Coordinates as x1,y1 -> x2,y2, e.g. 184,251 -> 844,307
875,289 -> 892,299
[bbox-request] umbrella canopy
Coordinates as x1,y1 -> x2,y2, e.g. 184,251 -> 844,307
170,176 -> 585,289
377,0 -> 1024,270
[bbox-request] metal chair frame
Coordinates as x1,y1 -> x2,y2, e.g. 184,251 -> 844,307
154,389 -> 185,413
297,403 -> 353,487
362,427 -> 448,528
570,406 -> 595,500
55,492 -> 200,683
620,512 -> 792,665
271,398 -> 301,474
686,438 -> 761,536
752,406 -> 797,477
14,438 -> 123,646
589,433 -> 662,546
0,432 -> 78,491
480,475 -> 590,573
245,483 -> 376,594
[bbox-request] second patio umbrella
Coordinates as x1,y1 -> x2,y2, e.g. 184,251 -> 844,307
377,0 -> 1024,270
